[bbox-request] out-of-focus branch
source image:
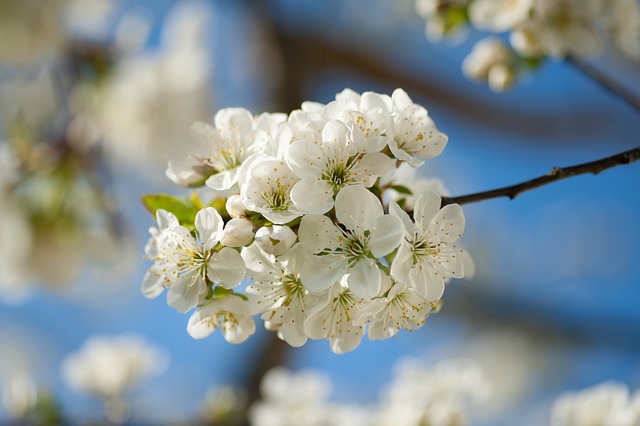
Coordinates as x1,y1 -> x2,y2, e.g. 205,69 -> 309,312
441,146 -> 640,206
567,55 -> 640,115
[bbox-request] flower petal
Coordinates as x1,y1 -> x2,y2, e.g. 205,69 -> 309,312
195,207 -> 224,250
141,271 -> 164,299
167,274 -> 204,313
335,185 -> 383,233
208,247 -> 246,289
369,215 -> 405,258
346,259 -> 382,298
290,179 -> 334,214
414,190 -> 442,231
298,214 -> 341,253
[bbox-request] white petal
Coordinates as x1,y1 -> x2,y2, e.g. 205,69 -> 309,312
208,247 -> 246,289
335,185 -> 383,233
352,298 -> 387,326
430,203 -> 465,242
390,242 -> 413,283
298,215 -> 341,253
279,243 -> 313,274
409,266 -> 445,301
414,190 -> 442,231
241,243 -> 279,281
167,275 -> 204,313
459,249 -> 475,279
141,272 -> 164,299
285,140 -> 322,179
389,201 -> 414,236
155,209 -> 179,231
346,259 -> 382,298
290,179 -> 334,214
369,215 -> 405,258
350,152 -> 395,185
195,207 -> 224,250
206,168 -> 240,191
300,257 -> 344,292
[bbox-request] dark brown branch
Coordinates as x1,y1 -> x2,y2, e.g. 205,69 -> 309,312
567,55 -> 640,115
441,146 -> 640,206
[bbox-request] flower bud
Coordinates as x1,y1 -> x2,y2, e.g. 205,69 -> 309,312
488,63 -> 516,92
255,225 -> 296,256
225,195 -> 246,218
221,218 -> 254,247
510,22 -> 543,57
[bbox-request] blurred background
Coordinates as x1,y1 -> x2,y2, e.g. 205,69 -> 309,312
0,0 -> 639,424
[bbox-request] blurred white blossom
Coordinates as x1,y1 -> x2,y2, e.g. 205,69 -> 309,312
61,334 -> 168,399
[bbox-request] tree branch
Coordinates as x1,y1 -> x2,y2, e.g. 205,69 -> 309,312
567,55 -> 640,115
441,146 -> 640,206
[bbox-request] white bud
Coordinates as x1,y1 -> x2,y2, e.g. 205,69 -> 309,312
255,226 -> 296,256
488,64 -> 516,92
510,22 -> 543,57
225,195 -> 246,218
221,218 -> 254,248
462,38 -> 513,82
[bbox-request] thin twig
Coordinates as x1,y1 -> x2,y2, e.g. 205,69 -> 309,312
441,146 -> 640,206
567,55 -> 640,115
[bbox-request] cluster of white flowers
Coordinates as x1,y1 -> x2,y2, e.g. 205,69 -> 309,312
551,381 -> 640,426
61,334 -> 168,400
415,0 -> 640,91
142,88 -> 474,354
250,359 -> 490,426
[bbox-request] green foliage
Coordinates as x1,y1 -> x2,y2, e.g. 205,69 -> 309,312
142,194 -> 201,226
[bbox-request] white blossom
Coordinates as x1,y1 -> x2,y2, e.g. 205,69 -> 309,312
551,382 -> 638,426
187,295 -> 256,343
249,367 -> 331,426
390,190 -> 471,301
607,0 -> 640,60
243,243 -> 315,347
462,38 -> 517,92
530,0 -> 603,58
298,185 -> 404,297
303,281 -> 367,354
353,279 -> 437,340
286,119 -> 394,214
226,194 -> 247,218
381,162 -> 448,210
469,0 -> 533,32
241,157 -> 302,224
143,208 -> 246,313
389,89 -> 448,167
61,334 -> 168,399
510,21 -> 545,57
376,358 -> 490,426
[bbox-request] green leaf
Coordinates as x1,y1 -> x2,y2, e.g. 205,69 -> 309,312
391,185 -> 413,195
142,194 -> 199,225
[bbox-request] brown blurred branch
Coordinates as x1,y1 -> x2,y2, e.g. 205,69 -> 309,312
441,146 -> 640,206
567,55 -> 640,115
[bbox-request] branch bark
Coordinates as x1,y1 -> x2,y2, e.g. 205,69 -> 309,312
567,55 -> 640,115
441,146 -> 640,206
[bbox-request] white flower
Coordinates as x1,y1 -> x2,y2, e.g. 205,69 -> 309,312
298,185 -> 404,297
389,89 -> 448,167
243,243 -> 315,347
2,371 -> 37,419
607,0 -> 640,60
254,225 -> 297,256
551,382 -> 636,426
415,0 -> 470,42
61,334 -> 168,399
249,367 -> 331,426
187,295 -> 256,343
531,0 -> 603,58
510,21 -> 545,57
241,157 -> 302,224
390,190 -> 472,301
377,358 -> 490,426
469,0 -> 533,32
198,108 -> 266,191
286,119 -> 394,214
462,38 -> 517,92
304,281 -> 367,354
353,279 -> 436,340
142,207 -> 246,313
